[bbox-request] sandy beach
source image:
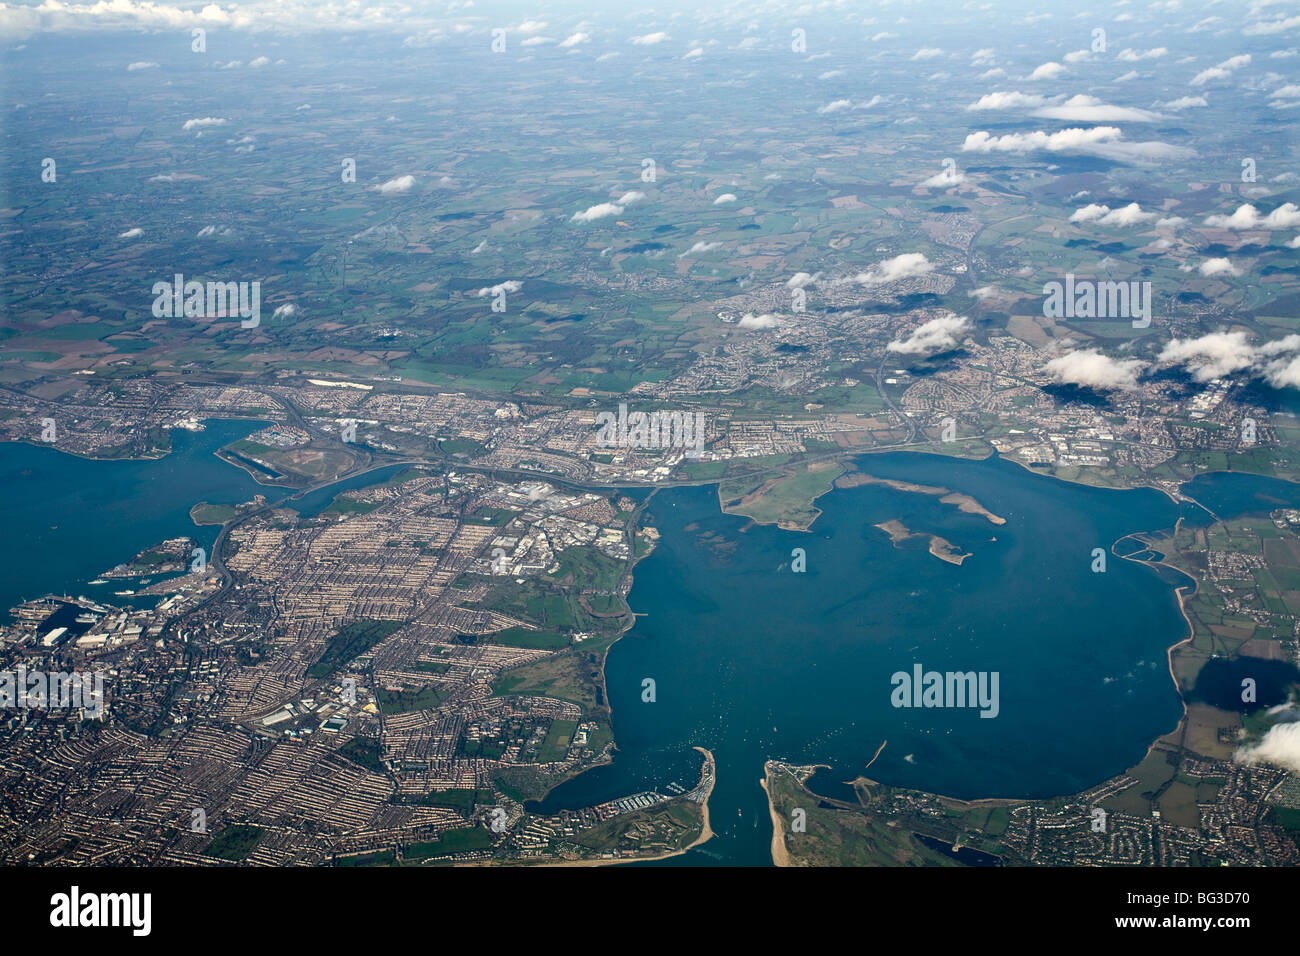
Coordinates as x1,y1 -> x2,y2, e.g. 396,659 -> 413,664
760,764 -> 791,867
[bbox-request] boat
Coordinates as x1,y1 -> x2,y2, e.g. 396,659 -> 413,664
113,590 -> 135,597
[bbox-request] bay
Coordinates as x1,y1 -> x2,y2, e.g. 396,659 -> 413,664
0,419 -> 281,619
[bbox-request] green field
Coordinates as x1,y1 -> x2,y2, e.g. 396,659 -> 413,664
308,620 -> 404,678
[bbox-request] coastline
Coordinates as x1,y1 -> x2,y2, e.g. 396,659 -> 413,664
760,768 -> 790,868
762,761 -> 831,867
530,746 -> 716,867
717,460 -> 844,533
6,422 -> 1293,849
1108,521 -> 1203,765
794,518 -> 1207,812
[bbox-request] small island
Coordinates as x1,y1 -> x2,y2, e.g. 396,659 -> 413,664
874,519 -> 971,566
190,495 -> 268,526
836,472 -> 1006,525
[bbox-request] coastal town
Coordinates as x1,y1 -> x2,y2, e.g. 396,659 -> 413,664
0,451 -> 724,865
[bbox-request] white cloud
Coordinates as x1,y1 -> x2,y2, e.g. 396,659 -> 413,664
683,47 -> 703,59
679,241 -> 721,258
966,90 -> 1048,110
887,314 -> 969,355
1043,349 -> 1145,390
1159,332 -> 1254,380
1245,15 -> 1300,36
377,175 -> 415,195
920,166 -> 965,187
1265,353 -> 1300,388
1197,257 -> 1244,278
249,55 -> 270,67
570,192 -> 641,222
1256,336 -> 1300,358
1116,47 -> 1167,61
853,252 -> 934,285
1192,53 -> 1251,85
1191,67 -> 1232,85
786,272 -> 818,289
737,313 -> 781,329
1159,95 -> 1207,109
817,98 -> 852,114
1130,333 -> 1300,389
631,32 -> 669,45
1031,95 -> 1163,123
1029,61 -> 1066,80
1235,721 -> 1300,774
127,61 -> 158,71
559,32 -> 589,47
911,47 -> 943,60
402,29 -> 445,48
1,0 -> 232,39
118,227 -> 143,239
1069,202 -> 1155,227
475,280 -> 522,297
572,202 -> 624,222
713,193 -> 737,205
962,126 -> 1191,163
1204,203 -> 1300,230
182,116 -> 226,130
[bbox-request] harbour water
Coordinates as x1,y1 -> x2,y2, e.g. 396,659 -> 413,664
1,419 -> 280,620
5,430 -> 1298,866
536,453 -> 1286,865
